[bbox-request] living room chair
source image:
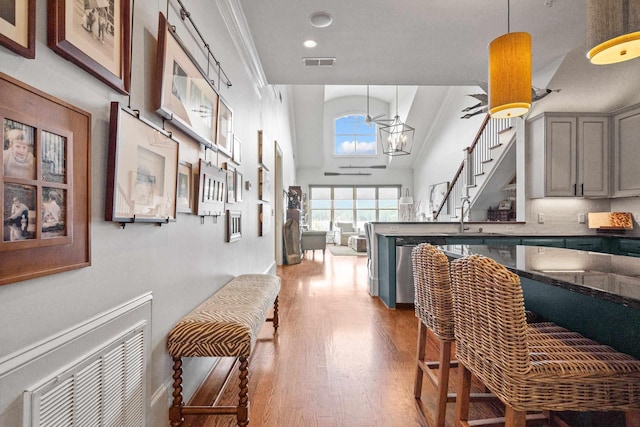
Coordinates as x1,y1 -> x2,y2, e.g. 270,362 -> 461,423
335,222 -> 359,246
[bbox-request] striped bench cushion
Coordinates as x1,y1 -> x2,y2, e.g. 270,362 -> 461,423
167,274 -> 280,358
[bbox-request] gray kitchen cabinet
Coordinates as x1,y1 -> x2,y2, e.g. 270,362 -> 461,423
527,113 -> 609,198
612,104 -> 640,197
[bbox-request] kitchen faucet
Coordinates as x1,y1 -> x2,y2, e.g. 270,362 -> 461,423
459,197 -> 471,233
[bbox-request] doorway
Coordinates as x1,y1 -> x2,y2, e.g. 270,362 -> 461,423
274,142 -> 284,265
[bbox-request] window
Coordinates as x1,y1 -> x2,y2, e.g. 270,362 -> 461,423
309,186 -> 399,231
334,114 -> 377,155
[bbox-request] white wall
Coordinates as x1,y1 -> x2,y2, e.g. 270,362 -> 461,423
0,2 -> 296,426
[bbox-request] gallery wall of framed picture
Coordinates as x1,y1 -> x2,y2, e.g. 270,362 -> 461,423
1,72 -> 91,286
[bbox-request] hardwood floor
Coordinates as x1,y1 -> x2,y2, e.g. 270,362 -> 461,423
179,251 -> 503,427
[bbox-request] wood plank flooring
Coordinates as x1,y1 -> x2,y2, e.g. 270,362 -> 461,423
180,249 -> 609,427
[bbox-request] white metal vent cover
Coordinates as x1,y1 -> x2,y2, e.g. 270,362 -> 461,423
23,326 -> 146,427
303,57 -> 336,67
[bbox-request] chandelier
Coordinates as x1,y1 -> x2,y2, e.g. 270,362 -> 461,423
379,86 -> 414,156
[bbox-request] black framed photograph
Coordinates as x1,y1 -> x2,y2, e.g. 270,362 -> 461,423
155,12 -> 219,149
48,0 -> 131,94
0,0 -> 35,58
259,203 -> 271,236
195,159 -> 225,217
217,97 -> 233,156
106,102 -> 179,224
176,161 -> 193,213
1,72 -> 91,286
226,209 -> 241,242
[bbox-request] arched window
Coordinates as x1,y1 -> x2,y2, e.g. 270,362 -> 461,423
334,114 -> 377,155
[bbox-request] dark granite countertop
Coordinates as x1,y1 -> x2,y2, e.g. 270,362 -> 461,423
440,244 -> 640,310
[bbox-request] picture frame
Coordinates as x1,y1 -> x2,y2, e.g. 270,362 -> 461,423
235,170 -> 243,202
257,129 -> 270,170
428,181 -> 449,215
0,0 -> 35,58
259,203 -> 271,236
226,210 -> 241,242
155,12 -> 219,149
177,161 -> 193,213
217,97 -> 233,156
498,200 -> 512,210
232,134 -> 241,164
195,159 -> 225,217
259,166 -> 271,202
224,163 -> 235,204
1,72 -> 91,286
105,102 -> 179,224
48,0 -> 131,94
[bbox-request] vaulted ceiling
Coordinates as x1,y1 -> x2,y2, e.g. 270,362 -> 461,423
234,0 -> 589,169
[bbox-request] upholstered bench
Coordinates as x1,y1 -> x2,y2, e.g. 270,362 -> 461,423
167,274 -> 281,427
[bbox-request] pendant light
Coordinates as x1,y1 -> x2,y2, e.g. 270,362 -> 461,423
586,0 -> 640,65
488,0 -> 531,119
379,86 -> 414,156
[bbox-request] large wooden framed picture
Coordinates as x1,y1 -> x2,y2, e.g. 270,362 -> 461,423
0,0 -> 35,58
105,102 -> 179,224
48,0 -> 131,94
155,12 -> 219,149
0,72 -> 91,286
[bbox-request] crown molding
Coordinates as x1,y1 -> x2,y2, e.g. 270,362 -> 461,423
216,0 -> 268,94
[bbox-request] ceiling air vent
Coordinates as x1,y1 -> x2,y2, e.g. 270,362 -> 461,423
303,57 -> 336,67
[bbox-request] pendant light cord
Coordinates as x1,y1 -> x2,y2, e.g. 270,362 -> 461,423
507,0 -> 510,33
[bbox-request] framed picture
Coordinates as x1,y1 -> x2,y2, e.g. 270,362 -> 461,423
48,0 -> 131,94
259,203 -> 271,236
106,102 -> 179,224
259,166 -> 271,202
235,170 -> 243,202
226,210 -> 241,242
195,159 -> 225,217
224,163 -> 235,204
1,72 -> 91,286
177,161 -> 193,213
232,134 -> 241,164
217,98 -> 233,156
0,0 -> 35,58
428,181 -> 449,215
155,12 -> 219,149
257,129 -> 270,170
498,200 -> 512,210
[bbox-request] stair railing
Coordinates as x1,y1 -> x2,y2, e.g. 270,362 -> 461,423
433,115 -> 511,220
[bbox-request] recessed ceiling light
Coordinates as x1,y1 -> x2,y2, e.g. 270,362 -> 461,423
309,11 -> 333,28
303,39 -> 318,48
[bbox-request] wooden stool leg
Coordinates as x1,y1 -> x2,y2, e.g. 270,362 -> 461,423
627,410 -> 640,427
435,341 -> 452,427
169,357 -> 184,427
414,320 -> 427,399
273,296 -> 279,332
455,364 -> 472,427
504,406 -> 526,427
237,356 -> 249,427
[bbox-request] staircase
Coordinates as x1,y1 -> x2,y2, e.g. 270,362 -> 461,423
433,115 -> 515,221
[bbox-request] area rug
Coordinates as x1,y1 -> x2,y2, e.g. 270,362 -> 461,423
328,245 -> 367,257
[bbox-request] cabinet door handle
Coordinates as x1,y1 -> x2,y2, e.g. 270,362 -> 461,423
573,183 -> 577,196
581,183 -> 584,196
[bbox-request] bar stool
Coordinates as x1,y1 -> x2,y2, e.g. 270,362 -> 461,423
449,255 -> 640,427
411,244 -> 493,427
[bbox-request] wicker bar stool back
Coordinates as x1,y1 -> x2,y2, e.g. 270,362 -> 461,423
411,244 -> 493,427
449,255 -> 640,427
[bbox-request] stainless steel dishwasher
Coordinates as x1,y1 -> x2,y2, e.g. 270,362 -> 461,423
395,244 -> 416,304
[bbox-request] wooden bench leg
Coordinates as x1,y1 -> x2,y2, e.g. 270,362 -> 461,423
237,356 -> 249,426
273,296 -> 279,332
169,357 -> 185,427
